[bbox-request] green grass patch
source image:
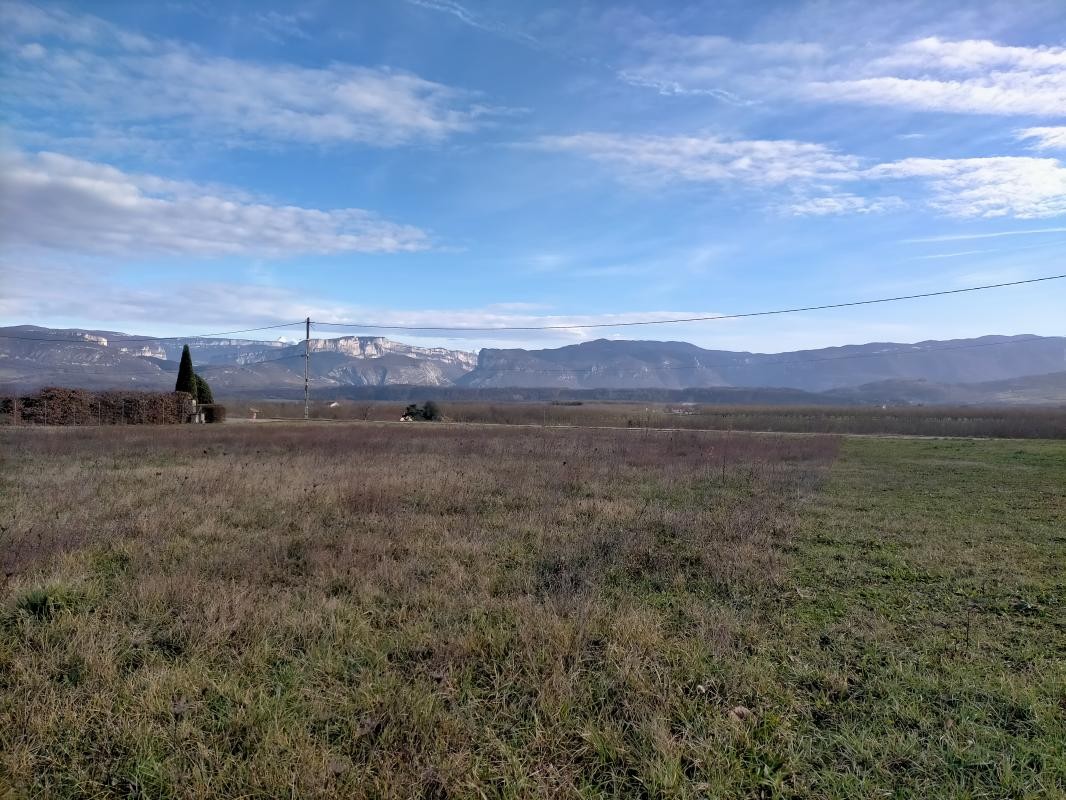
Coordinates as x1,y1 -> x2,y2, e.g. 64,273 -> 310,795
776,437 -> 1065,798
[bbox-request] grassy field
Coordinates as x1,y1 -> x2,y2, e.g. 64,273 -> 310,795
230,400 -> 1066,439
0,424 -> 1063,798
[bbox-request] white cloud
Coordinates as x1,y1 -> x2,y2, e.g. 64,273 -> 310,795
1017,126 -> 1066,150
803,37 -> 1066,116
867,157 -> 1066,218
0,150 -> 429,256
806,74 -> 1066,116
618,28 -> 1066,117
536,133 -> 860,185
1,1 -> 497,148
873,37 -> 1066,73
787,194 -> 905,217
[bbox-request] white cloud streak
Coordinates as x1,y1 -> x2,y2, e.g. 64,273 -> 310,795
537,133 -> 860,184
872,37 -> 1066,73
867,157 -> 1066,218
404,0 -> 537,44
786,194 -> 905,217
905,227 -> 1066,243
0,150 -> 429,256
806,74 -> 1066,116
911,249 -> 995,260
1017,126 -> 1066,150
1,1 -> 498,147
614,72 -> 747,103
618,33 -> 824,103
621,30 -> 1066,117
539,133 -> 1066,219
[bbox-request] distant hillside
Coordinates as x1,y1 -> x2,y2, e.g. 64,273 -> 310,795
461,335 -> 1066,392
829,371 -> 1066,406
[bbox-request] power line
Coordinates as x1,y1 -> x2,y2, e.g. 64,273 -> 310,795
313,274 -> 1066,332
0,353 -> 306,373
198,356 -> 307,371
303,317 -> 311,421
0,353 -> 308,381
0,322 -> 306,344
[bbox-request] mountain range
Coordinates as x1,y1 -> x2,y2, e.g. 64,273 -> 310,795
0,326 -> 476,391
1,326 -> 1064,405
467,336 -> 1066,392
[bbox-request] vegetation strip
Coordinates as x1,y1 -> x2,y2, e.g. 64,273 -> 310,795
229,401 -> 1066,439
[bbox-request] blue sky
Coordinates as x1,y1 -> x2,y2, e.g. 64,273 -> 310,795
1,0 -> 1064,353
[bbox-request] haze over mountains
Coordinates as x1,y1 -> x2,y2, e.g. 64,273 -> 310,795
1,326 -> 1064,405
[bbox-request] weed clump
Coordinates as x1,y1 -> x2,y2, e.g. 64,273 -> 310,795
14,584 -> 81,621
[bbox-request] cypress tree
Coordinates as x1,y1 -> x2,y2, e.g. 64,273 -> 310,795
175,345 -> 195,395
194,374 -> 214,404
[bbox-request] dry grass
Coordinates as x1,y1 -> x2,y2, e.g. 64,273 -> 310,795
232,400 -> 1066,439
0,424 -> 837,798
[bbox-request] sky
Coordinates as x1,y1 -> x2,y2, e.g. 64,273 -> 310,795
1,0 -> 1065,354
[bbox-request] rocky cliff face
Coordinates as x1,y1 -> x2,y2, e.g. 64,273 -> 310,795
308,336 -> 478,370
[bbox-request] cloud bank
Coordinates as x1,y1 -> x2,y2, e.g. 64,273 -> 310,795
0,150 -> 429,256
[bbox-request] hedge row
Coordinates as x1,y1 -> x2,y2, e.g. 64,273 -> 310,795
201,404 -> 226,423
0,388 -> 198,425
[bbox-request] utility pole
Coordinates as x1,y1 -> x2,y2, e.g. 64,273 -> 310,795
303,316 -> 311,420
